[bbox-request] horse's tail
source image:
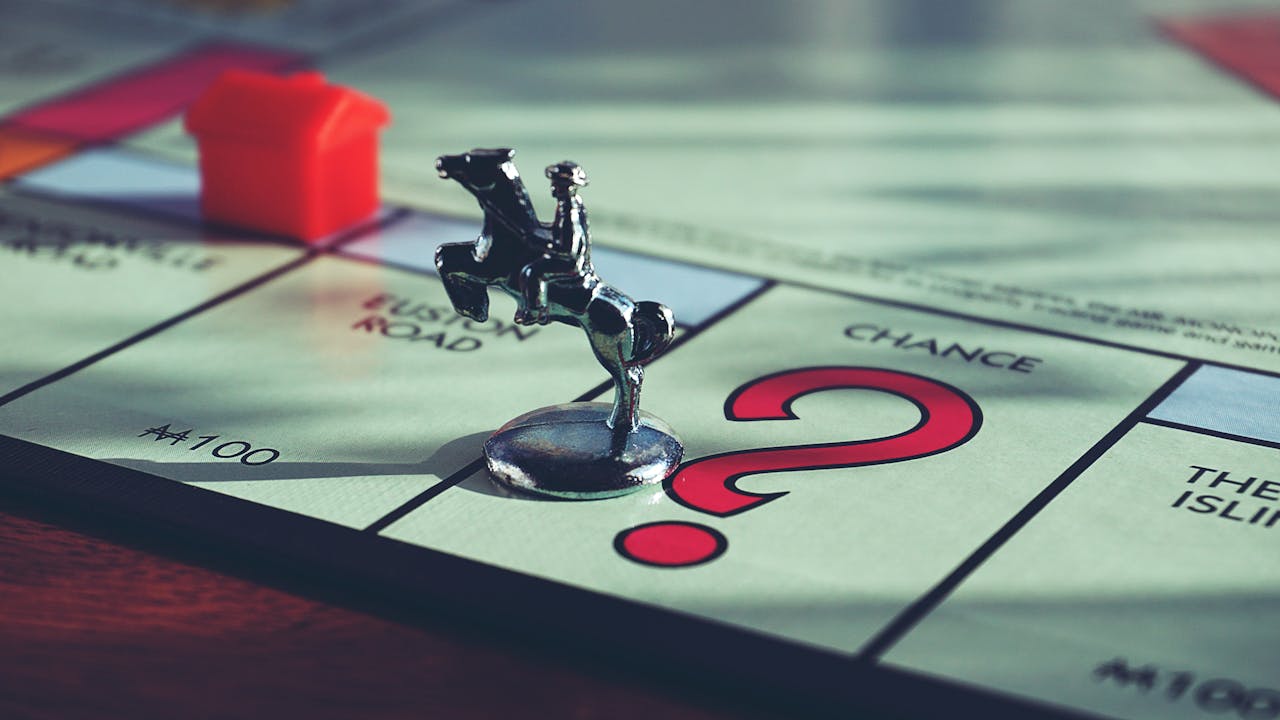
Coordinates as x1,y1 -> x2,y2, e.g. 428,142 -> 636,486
631,300 -> 676,365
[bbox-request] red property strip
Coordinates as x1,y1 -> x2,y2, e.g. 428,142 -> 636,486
1159,14 -> 1280,101
7,43 -> 303,142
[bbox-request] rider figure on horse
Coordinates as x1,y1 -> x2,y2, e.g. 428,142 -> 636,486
515,161 -> 597,326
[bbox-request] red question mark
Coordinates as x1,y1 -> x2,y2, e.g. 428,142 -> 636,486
615,366 -> 982,567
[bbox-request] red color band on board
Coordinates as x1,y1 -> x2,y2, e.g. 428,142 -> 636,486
1160,14 -> 1280,101
8,43 -> 303,142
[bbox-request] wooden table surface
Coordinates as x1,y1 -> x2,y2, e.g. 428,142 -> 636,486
0,494 -> 789,720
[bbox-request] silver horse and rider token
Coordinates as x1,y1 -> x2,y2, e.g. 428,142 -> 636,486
434,148 -> 683,499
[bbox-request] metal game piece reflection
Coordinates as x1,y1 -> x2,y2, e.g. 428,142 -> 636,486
434,148 -> 682,499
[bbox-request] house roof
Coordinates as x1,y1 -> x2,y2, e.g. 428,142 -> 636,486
185,70 -> 389,148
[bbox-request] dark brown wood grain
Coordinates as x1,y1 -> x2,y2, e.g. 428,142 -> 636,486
0,499 -> 782,720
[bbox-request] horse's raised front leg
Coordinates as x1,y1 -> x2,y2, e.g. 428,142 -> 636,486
434,241 -> 490,322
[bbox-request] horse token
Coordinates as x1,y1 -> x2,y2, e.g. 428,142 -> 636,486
434,148 -> 683,499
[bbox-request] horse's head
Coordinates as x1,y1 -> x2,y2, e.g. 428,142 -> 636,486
436,148 -> 544,241
435,148 -> 517,191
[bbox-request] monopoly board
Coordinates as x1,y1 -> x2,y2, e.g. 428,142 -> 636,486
2,1 -> 1280,718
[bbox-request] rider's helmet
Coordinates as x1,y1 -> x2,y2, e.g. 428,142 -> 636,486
546,161 -> 589,191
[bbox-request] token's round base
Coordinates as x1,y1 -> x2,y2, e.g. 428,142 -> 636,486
484,402 -> 683,500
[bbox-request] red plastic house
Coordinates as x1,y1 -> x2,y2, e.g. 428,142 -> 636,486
185,70 -> 390,241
